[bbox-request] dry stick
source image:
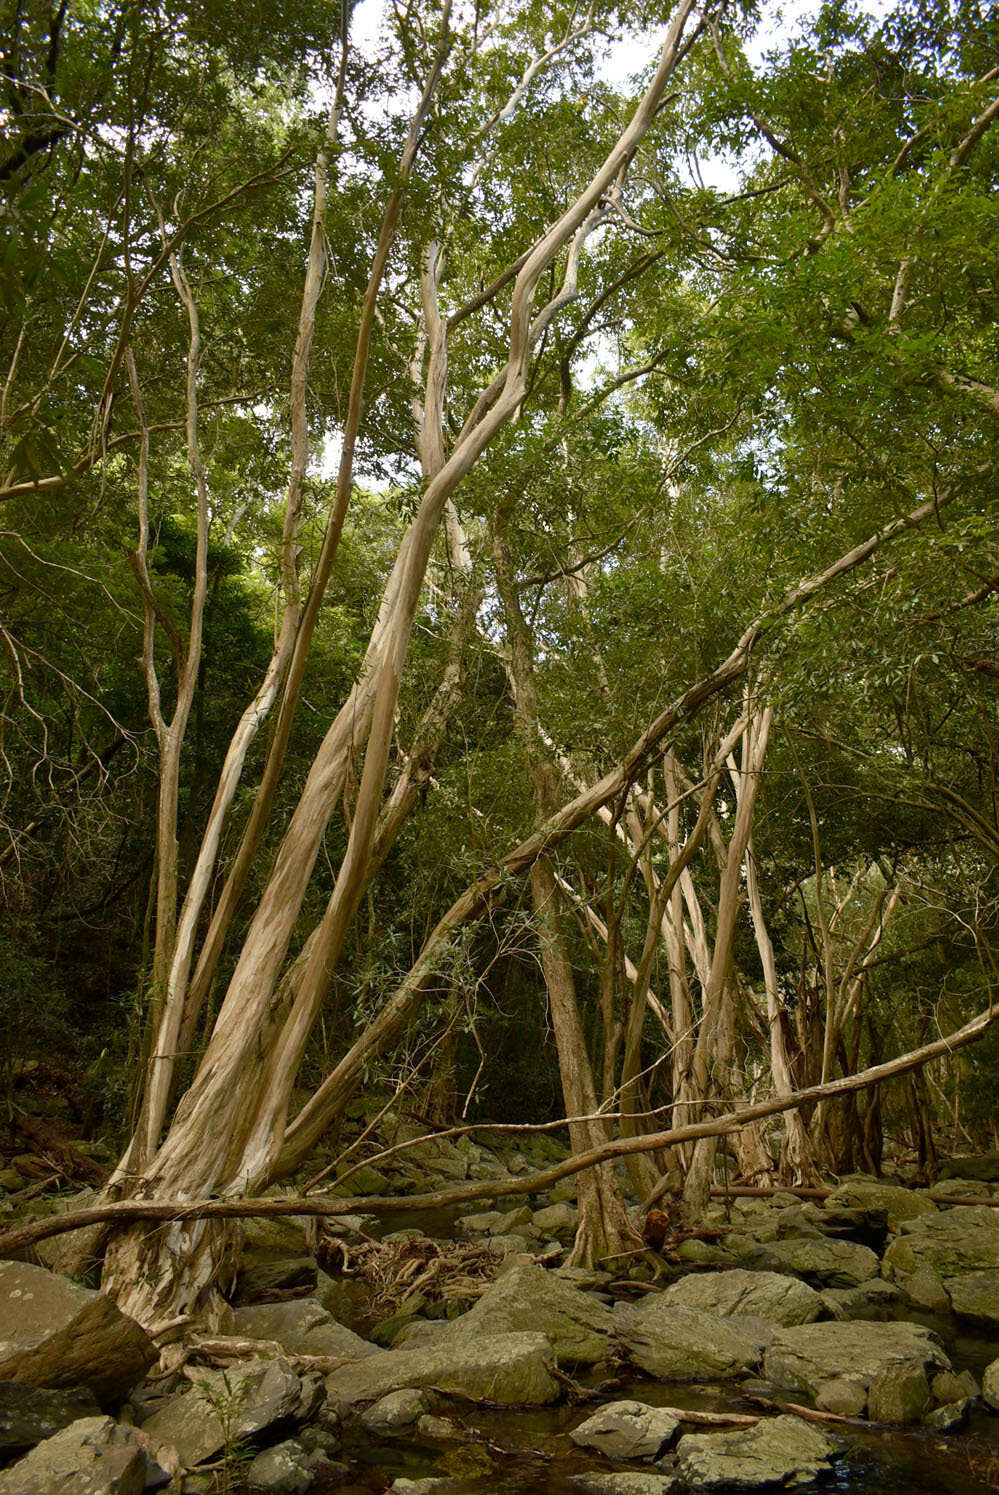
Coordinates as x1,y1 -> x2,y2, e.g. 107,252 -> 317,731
3,1001 -> 996,1260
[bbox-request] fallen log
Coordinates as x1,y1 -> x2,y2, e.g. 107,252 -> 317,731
0,1001 -> 996,1260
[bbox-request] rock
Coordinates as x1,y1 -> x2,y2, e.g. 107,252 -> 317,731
324,1331 -> 560,1407
749,1236 -> 879,1288
924,1398 -> 972,1432
232,1299 -> 380,1359
439,1264 -> 614,1365
532,1203 -> 578,1234
763,1322 -> 948,1415
569,1400 -> 679,1459
661,1269 -> 821,1327
141,1358 -> 306,1468
902,1263 -> 950,1312
982,1358 -> 999,1410
570,1475 -> 680,1494
360,1387 -> 429,1431
0,1261 -> 156,1402
240,1215 -> 310,1258
867,1364 -> 931,1424
458,1207 -> 532,1235
883,1205 -> 999,1280
615,1302 -> 768,1381
311,1270 -> 371,1331
235,1258 -> 319,1302
246,1438 -> 314,1493
824,1180 -> 937,1228
390,1480 -> 456,1494
416,1412 -> 461,1438
931,1368 -> 978,1404
815,1378 -> 867,1416
675,1413 -> 836,1490
0,1414 -> 147,1494
945,1270 -> 999,1328
392,1321 -> 451,1352
819,1279 -> 902,1320
0,1380 -> 100,1451
939,1154 -> 999,1182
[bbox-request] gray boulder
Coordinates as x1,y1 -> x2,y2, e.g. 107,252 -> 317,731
939,1154 -> 999,1182
867,1364 -> 931,1424
533,1203 -> 578,1235
141,1357 -> 306,1468
764,1321 -> 948,1418
884,1205 -> 999,1281
824,1180 -> 936,1228
569,1400 -> 679,1460
360,1387 -> 429,1431
615,1302 -> 768,1381
570,1475 -> 680,1494
232,1299 -> 380,1359
439,1264 -> 614,1364
675,1413 -> 837,1490
661,1270 -> 821,1327
246,1437 -> 314,1493
0,1414 -> 148,1494
0,1380 -> 100,1452
0,1261 -> 156,1402
819,1279 -> 902,1321
749,1236 -> 879,1288
943,1270 -> 999,1328
324,1331 -> 560,1407
983,1359 -> 999,1410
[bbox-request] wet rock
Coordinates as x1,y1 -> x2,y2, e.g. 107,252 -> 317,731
141,1357 -> 306,1468
867,1363 -> 931,1424
675,1413 -> 836,1490
246,1437 -> 314,1493
763,1321 -> 948,1416
232,1299 -> 380,1359
0,1380 -> 100,1452
924,1398 -> 972,1432
931,1368 -> 978,1404
615,1302 -> 768,1381
360,1387 -> 429,1431
0,1414 -> 148,1494
0,1260 -> 156,1402
883,1205 -> 999,1281
824,1180 -> 937,1229
944,1270 -> 999,1328
569,1400 -> 679,1459
570,1474 -> 680,1494
440,1264 -> 614,1365
819,1279 -> 902,1320
324,1331 -> 560,1407
982,1358 -> 999,1410
390,1480 -> 456,1494
815,1378 -> 866,1416
661,1269 -> 821,1327
748,1236 -> 879,1288
416,1412 -> 461,1438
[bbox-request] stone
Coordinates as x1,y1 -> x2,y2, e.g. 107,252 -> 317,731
439,1264 -> 614,1365
924,1398 -> 972,1432
390,1480 -> 456,1494
824,1180 -> 937,1228
819,1279 -> 902,1321
232,1299 -> 380,1359
0,1415 -> 147,1494
532,1203 -> 578,1234
931,1368 -> 978,1404
939,1153 -> 999,1182
883,1205 -> 999,1280
141,1358 -> 305,1468
416,1412 -> 461,1438
982,1358 -> 999,1410
0,1260 -> 156,1403
749,1236 -> 879,1288
661,1269 -> 821,1327
240,1215 -> 310,1258
945,1270 -> 999,1328
570,1475 -> 680,1494
0,1380 -> 100,1451
763,1322 -> 948,1414
815,1378 -> 867,1416
569,1400 -> 679,1460
324,1331 -> 560,1407
675,1413 -> 837,1490
902,1263 -> 950,1312
235,1258 -> 319,1302
246,1438 -> 314,1493
360,1387 -> 429,1431
458,1207 -> 532,1235
614,1302 -> 768,1381
867,1364 -> 931,1424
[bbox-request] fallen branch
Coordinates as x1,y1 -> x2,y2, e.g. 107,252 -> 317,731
0,1002 -> 996,1259
188,1336 -> 355,1375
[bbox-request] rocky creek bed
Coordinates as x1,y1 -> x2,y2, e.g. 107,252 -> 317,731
5,1122 -> 999,1493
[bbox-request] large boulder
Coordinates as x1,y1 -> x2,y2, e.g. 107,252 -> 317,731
0,1380 -> 100,1452
945,1270 -> 999,1328
824,1180 -> 936,1229
763,1321 -> 948,1418
660,1270 -> 821,1327
939,1154 -> 999,1183
570,1476 -> 680,1495
569,1400 -> 680,1460
140,1357 -> 307,1468
232,1299 -> 380,1359
324,1331 -> 560,1407
0,1415 -> 149,1494
614,1302 -> 768,1381
749,1236 -> 879,1288
884,1207 -> 999,1282
439,1264 -> 614,1365
0,1261 -> 156,1403
675,1413 -> 837,1490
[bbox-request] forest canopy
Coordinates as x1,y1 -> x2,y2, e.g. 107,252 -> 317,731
1,0 -> 997,1326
